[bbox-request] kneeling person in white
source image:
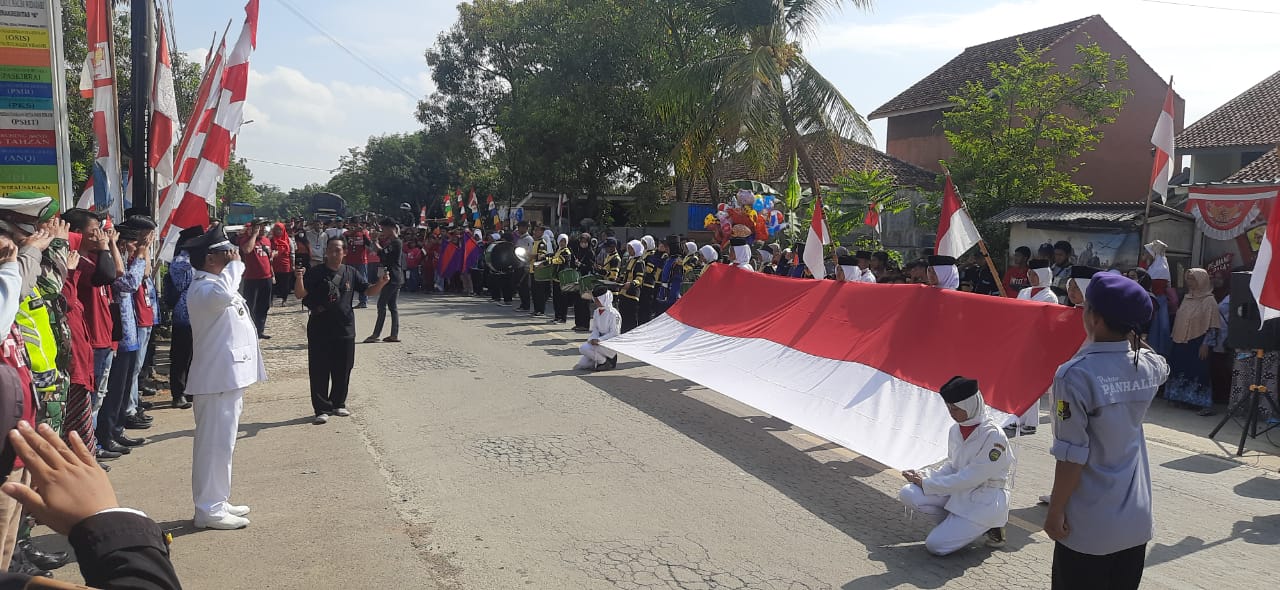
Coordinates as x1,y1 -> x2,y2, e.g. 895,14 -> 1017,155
899,376 -> 1014,555
576,287 -> 620,371
183,225 -> 267,530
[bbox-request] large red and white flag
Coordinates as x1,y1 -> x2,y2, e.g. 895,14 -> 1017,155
935,174 -> 981,258
150,18 -> 180,190
864,201 -> 882,234
1150,78 -> 1176,202
605,265 -> 1086,468
803,196 -> 829,279
1250,196 -> 1280,325
76,0 -> 122,219
186,0 -> 260,207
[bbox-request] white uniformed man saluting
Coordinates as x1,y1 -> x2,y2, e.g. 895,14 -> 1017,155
1045,272 -> 1169,589
183,224 -> 267,530
898,376 -> 1014,555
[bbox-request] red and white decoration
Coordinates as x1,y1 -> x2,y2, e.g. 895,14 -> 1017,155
76,0 -> 122,218
864,201 -> 882,234
1149,79 -> 1176,202
935,174 -> 981,258
149,19 -> 180,190
803,196 -> 829,279
1251,192 -> 1280,325
604,265 -> 1086,469
1184,186 -> 1280,241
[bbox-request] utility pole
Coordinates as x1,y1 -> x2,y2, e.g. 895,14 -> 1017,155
130,0 -> 153,215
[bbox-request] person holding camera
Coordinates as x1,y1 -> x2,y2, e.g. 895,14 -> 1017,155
237,220 -> 274,339
295,236 -> 389,425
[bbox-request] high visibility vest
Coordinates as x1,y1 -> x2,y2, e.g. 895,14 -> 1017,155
16,286 -> 67,431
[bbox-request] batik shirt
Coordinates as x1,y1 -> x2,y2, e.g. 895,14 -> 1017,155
113,257 -> 146,352
170,252 -> 194,327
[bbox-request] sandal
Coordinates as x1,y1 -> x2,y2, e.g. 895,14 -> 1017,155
363,336 -> 380,344
382,337 -> 401,343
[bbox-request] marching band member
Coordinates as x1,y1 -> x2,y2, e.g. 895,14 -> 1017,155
653,236 -> 683,317
571,233 -> 597,333
529,225 -> 551,318
602,239 -> 622,283
619,240 -> 645,333
574,287 -> 620,371
639,235 -> 659,324
899,376 -> 1014,555
728,237 -> 754,272
551,234 -> 572,323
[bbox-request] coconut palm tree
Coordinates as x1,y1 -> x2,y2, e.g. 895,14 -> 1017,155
663,0 -> 874,199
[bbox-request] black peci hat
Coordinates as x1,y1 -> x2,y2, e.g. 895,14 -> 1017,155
927,255 -> 956,267
940,376 -> 979,404
1028,259 -> 1050,270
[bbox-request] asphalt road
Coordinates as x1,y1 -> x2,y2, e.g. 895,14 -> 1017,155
47,292 -> 1280,589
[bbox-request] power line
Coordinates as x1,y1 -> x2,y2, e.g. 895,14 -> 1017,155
271,0 -> 422,99
1139,0 -> 1280,15
240,156 -> 337,173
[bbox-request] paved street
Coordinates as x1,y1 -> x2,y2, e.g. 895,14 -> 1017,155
47,293 -> 1280,589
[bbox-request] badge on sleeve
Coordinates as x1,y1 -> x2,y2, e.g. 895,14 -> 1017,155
1056,400 -> 1072,421
988,448 -> 1002,462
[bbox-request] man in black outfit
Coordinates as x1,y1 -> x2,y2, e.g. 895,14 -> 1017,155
366,219 -> 404,343
294,237 -> 388,425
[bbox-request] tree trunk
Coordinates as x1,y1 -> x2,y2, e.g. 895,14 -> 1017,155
780,101 -> 822,198
704,159 -> 719,203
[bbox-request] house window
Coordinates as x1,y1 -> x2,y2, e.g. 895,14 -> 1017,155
1242,150 -> 1267,168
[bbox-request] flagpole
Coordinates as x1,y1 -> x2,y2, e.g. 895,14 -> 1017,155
1141,75 -> 1175,249
940,162 -> 1007,297
130,0 -> 154,214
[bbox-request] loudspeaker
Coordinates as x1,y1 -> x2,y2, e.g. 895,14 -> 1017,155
1227,272 -> 1280,351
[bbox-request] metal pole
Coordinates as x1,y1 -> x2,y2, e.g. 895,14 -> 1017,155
130,0 -> 153,215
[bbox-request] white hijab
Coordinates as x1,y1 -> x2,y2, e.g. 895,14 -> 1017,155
953,391 -> 987,427
540,230 -> 555,254
732,245 -> 753,269
684,242 -> 697,257
627,239 -> 644,258
699,245 -> 717,263
641,235 -> 655,252
932,264 -> 960,290
557,233 -> 569,248
1030,267 -> 1053,288
595,289 -> 615,313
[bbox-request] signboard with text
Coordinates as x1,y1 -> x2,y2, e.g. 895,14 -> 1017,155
0,0 -> 72,204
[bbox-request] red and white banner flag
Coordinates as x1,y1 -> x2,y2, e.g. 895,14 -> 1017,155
605,265 -> 1085,468
76,0 -> 122,219
1149,78 -> 1176,202
936,174 -> 981,258
803,196 -> 829,279
864,201 -> 882,234
186,0 -> 260,207
1251,195 -> 1280,325
150,18 -> 180,190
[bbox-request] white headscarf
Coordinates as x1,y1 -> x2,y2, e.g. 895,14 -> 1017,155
684,242 -> 697,257
627,239 -> 644,258
953,390 -> 987,427
732,245 -> 752,266
473,229 -> 482,240
932,264 -> 960,290
557,233 -> 569,247
699,245 -> 717,263
641,235 -> 656,252
490,233 -> 502,241
540,230 -> 555,254
1030,267 -> 1053,288
595,289 -> 615,313
839,265 -> 861,282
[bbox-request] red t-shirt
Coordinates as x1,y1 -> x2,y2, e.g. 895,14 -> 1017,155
1004,266 -> 1030,298
61,263 -> 94,389
1,324 -> 35,468
76,256 -> 114,350
240,234 -> 273,280
135,279 -> 155,328
405,246 -> 423,269
271,237 -> 292,274
344,230 -> 370,265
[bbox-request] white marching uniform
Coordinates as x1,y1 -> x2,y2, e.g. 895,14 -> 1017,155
1013,281 -> 1058,429
187,260 -> 267,521
859,268 -> 876,283
899,403 -> 1014,555
576,291 -> 621,369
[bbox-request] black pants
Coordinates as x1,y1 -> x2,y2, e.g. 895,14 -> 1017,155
514,269 -> 531,309
638,286 -> 654,324
573,296 -> 590,329
471,269 -> 485,295
619,296 -> 639,333
273,272 -> 293,302
532,279 -> 550,315
169,324 -> 193,398
308,334 -> 356,415
489,271 -> 502,301
1052,543 -> 1146,590
552,283 -> 569,321
371,284 -> 401,338
98,347 -> 140,443
242,277 -> 272,336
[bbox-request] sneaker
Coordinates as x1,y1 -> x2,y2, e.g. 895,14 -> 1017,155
382,337 -> 400,343
193,514 -> 250,530
1019,426 -> 1037,435
227,505 -> 251,517
985,527 -> 1006,548
1038,494 -> 1052,505
333,408 -> 351,417
313,414 -> 329,425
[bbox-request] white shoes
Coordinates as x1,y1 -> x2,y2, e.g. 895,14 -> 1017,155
227,504 -> 251,517
194,514 -> 250,530
1038,494 -> 1052,505
314,414 -> 329,425
333,408 -> 351,417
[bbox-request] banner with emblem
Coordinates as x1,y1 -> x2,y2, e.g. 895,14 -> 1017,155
1185,185 -> 1280,241
604,264 -> 1087,469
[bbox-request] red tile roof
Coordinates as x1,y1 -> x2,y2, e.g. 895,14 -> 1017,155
1177,70 -> 1280,150
868,16 -> 1095,119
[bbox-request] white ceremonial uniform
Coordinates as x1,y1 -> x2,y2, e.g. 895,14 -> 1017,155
1012,285 -> 1059,429
186,260 -> 267,522
577,291 -> 621,369
899,414 -> 1014,555
859,268 -> 876,283
838,265 -> 860,282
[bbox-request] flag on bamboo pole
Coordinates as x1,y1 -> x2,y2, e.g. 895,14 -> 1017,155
469,189 -> 479,220
803,196 -> 829,279
150,17 -> 179,190
77,0 -> 122,219
186,0 -> 260,209
864,201 -> 882,234
1149,79 -> 1176,203
935,173 -> 981,258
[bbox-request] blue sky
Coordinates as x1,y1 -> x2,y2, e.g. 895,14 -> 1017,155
171,0 -> 1280,190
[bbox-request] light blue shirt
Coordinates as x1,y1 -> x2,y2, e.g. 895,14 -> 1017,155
1051,340 -> 1170,555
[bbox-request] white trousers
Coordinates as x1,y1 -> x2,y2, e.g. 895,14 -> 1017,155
192,388 -> 244,519
1018,399 -> 1039,428
898,484 -> 989,556
575,342 -> 609,369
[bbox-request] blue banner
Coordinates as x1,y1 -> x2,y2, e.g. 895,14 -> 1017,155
0,81 -> 53,99
0,146 -> 56,166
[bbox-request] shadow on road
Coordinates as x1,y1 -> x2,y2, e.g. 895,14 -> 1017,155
1160,453 -> 1241,475
1146,513 -> 1280,567
584,372 -> 1017,589
145,416 -> 317,444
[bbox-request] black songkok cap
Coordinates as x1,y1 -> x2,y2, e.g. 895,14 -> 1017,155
940,376 -> 979,404
1028,259 -> 1050,270
927,255 -> 956,267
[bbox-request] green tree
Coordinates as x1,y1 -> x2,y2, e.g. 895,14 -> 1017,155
663,0 -> 874,199
217,157 -> 256,209
823,169 -> 912,246
942,42 -> 1131,253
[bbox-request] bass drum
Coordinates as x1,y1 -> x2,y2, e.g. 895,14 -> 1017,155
681,266 -> 704,295
486,241 -> 520,273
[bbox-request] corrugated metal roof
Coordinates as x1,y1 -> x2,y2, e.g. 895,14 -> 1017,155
989,202 -> 1189,224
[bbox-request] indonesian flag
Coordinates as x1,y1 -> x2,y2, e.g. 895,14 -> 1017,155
803,196 -> 829,279
557,193 -> 568,225
469,189 -> 479,220
864,201 -> 882,234
936,174 -> 981,258
1150,78 -> 1176,202
419,206 -> 427,226
77,0 -> 122,219
150,19 -> 180,190
605,265 -> 1086,468
186,0 -> 260,207
1250,197 -> 1280,326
